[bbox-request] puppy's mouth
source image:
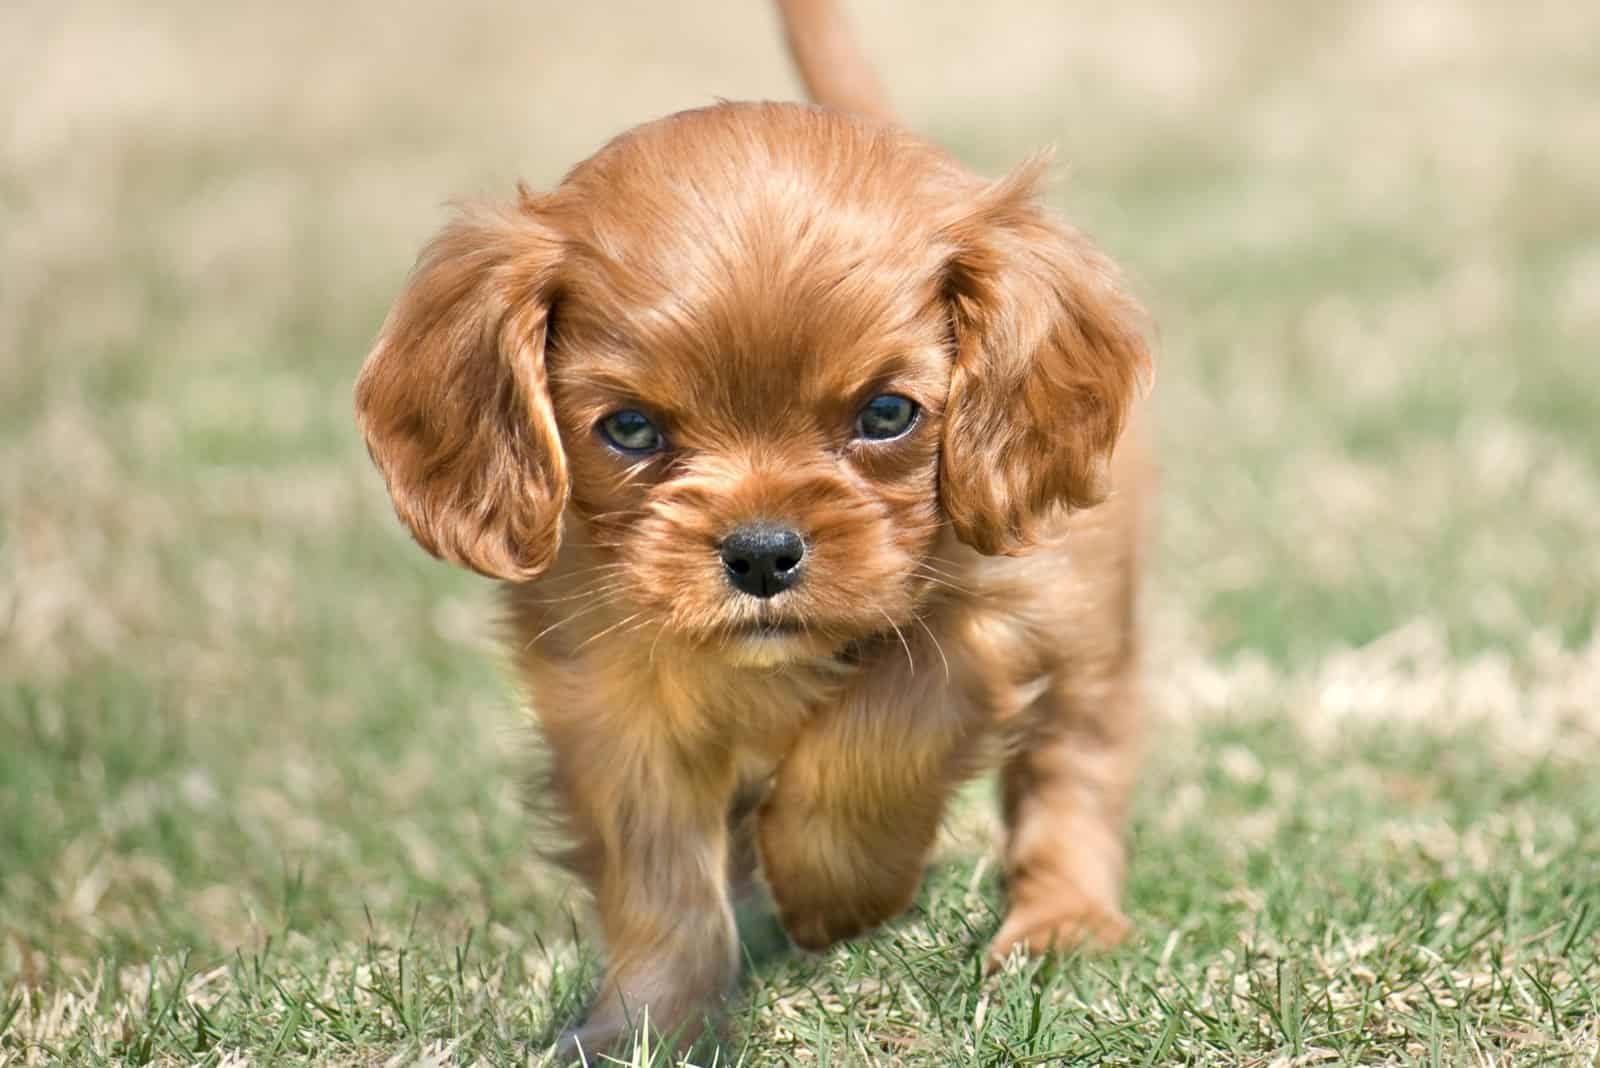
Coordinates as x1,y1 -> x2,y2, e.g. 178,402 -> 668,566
715,614 -> 836,668
727,618 -> 808,640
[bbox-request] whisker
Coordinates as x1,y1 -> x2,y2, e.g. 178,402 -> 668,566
521,581 -> 628,607
581,509 -> 643,526
523,599 -> 616,649
876,606 -> 915,676
912,573 -> 971,596
571,611 -> 648,654
607,460 -> 657,492
913,577 -> 972,598
913,562 -> 973,591
648,621 -> 670,666
913,615 -> 951,685
601,615 -> 655,652
568,560 -> 630,573
531,560 -> 629,584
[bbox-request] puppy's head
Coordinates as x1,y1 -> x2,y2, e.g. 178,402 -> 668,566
356,103 -> 1147,664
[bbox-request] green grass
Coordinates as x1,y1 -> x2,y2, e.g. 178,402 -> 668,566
3,0 -> 1598,1064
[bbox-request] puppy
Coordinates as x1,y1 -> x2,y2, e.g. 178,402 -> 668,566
354,0 -> 1151,1054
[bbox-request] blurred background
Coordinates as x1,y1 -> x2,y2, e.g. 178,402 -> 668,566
2,0 -> 1597,1062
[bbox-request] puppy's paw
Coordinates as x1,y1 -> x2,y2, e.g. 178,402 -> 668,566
986,898 -> 1129,969
552,1023 -> 617,1064
767,879 -> 913,952
553,1013 -> 719,1065
775,905 -> 858,952
757,807 -> 925,952
760,837 -> 920,950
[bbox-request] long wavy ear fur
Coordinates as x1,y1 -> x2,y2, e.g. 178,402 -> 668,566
939,160 -> 1151,554
354,201 -> 569,581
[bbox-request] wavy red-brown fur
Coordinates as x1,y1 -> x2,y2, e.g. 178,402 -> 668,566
354,12 -> 1152,1059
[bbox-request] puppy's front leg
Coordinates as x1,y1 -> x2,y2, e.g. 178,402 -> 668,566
548,723 -> 738,1057
757,644 -> 975,950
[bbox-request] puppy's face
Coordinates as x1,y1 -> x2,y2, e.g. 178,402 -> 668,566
547,198 -> 953,664
355,103 -> 1147,664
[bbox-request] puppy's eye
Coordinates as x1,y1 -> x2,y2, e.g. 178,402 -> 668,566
598,409 -> 665,454
854,394 -> 918,441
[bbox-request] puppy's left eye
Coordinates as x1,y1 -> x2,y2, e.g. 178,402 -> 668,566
854,394 -> 918,441
598,409 -> 665,454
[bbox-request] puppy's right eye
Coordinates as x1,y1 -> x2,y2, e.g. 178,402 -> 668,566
598,409 -> 665,454
854,393 -> 918,441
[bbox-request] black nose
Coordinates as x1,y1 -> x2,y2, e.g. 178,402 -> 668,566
719,524 -> 806,599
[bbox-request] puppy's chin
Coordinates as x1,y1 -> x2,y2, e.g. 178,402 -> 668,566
716,624 -> 840,669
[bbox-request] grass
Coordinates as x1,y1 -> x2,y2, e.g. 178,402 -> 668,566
2,0 -> 1598,1064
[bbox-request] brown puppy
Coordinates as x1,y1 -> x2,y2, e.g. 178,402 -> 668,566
354,0 -> 1151,1054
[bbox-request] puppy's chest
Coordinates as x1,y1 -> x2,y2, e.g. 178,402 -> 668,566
712,661 -> 851,767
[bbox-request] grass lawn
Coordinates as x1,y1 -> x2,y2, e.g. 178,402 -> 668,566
3,1 -> 1597,1064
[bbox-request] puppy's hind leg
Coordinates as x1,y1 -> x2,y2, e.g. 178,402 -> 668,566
988,659 -> 1140,966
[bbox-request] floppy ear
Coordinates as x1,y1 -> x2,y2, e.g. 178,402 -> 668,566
354,200 -> 568,581
939,162 -> 1150,555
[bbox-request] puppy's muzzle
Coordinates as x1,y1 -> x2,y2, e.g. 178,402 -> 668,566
719,523 -> 806,599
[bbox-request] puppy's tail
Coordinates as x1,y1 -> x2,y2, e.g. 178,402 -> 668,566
775,0 -> 895,122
